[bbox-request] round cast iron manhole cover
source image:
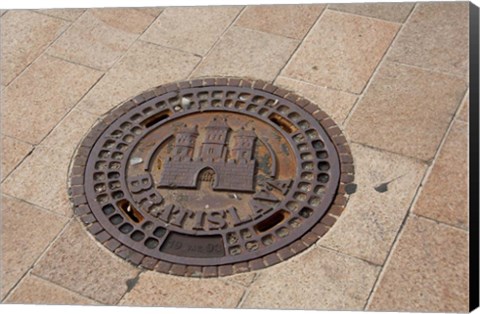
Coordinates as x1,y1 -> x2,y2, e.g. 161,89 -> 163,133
70,77 -> 354,277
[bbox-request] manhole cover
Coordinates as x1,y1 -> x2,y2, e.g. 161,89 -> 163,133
70,77 -> 354,277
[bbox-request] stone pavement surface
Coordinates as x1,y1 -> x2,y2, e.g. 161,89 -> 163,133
0,2 -> 470,311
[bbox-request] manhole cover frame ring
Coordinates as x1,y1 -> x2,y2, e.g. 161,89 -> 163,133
69,77 -> 354,277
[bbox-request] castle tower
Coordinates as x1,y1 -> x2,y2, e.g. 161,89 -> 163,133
172,124 -> 198,161
232,127 -> 257,163
199,117 -> 230,162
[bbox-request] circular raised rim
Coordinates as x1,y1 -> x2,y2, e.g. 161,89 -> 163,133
69,77 -> 355,277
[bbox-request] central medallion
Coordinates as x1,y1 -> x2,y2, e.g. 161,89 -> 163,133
70,77 -> 354,277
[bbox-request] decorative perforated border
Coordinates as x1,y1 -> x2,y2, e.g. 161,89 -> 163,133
69,77 -> 355,277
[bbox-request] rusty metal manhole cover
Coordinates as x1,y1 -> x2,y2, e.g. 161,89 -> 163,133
70,77 -> 354,277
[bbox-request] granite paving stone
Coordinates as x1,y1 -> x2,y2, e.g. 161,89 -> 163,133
346,61 -> 467,161
282,10 -> 398,94
2,146 -> 73,217
120,271 -> 245,307
328,3 -> 414,23
32,220 -> 139,304
319,143 -> 426,265
1,135 -> 33,181
192,26 -> 298,82
47,8 -> 157,70
76,40 -> 200,116
4,274 -> 98,305
275,76 -> 357,125
235,4 -> 325,39
1,54 -> 102,145
241,246 -> 380,310
141,6 -> 241,56
413,121 -> 468,229
367,215 -> 468,312
1,195 -> 68,299
1,10 -> 68,86
40,109 -> 100,159
36,8 -> 86,21
387,2 -> 469,77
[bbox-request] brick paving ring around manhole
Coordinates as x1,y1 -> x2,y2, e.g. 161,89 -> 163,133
69,77 -> 354,277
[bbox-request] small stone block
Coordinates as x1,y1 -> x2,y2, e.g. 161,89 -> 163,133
263,253 -> 281,266
202,266 -> 218,277
218,265 -> 234,276
140,257 -> 158,270
94,230 -> 111,243
233,262 -> 249,273
104,238 -> 121,252
311,223 -> 329,237
277,247 -> 294,261
87,222 -> 103,235
169,264 -> 187,276
186,266 -> 203,277
155,261 -> 172,273
248,258 -> 265,270
80,213 -> 96,224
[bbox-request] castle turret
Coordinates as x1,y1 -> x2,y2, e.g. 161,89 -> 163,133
199,117 -> 230,162
232,127 -> 256,163
172,124 -> 198,161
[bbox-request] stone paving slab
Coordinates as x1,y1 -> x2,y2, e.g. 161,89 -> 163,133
32,220 -> 139,304
120,271 -> 245,307
2,146 -> 74,216
1,135 -> 33,181
141,6 -> 241,56
328,2 -> 414,23
1,54 -> 102,144
387,2 -> 469,77
192,26 -> 298,82
1,10 -> 68,86
367,215 -> 468,312
346,61 -> 467,161
241,246 -> 380,310
413,120 -> 468,229
47,8 -> 157,70
4,274 -> 98,305
235,4 -> 325,39
319,143 -> 426,265
275,76 -> 357,125
76,40 -> 200,116
1,195 -> 68,299
282,9 -> 398,94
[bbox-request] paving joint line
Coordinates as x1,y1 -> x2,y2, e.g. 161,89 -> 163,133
0,146 -> 34,184
28,272 -> 105,305
46,53 -> 105,72
136,39 -> 203,58
187,6 -> 247,79
317,244 -> 382,267
1,192 -> 72,219
342,3 -> 416,129
362,71 -> 469,310
325,7 -> 404,26
388,60 -> 468,81
1,217 -> 75,302
410,212 -> 469,232
29,9 -> 80,22
349,140 -> 430,164
273,4 -> 328,83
